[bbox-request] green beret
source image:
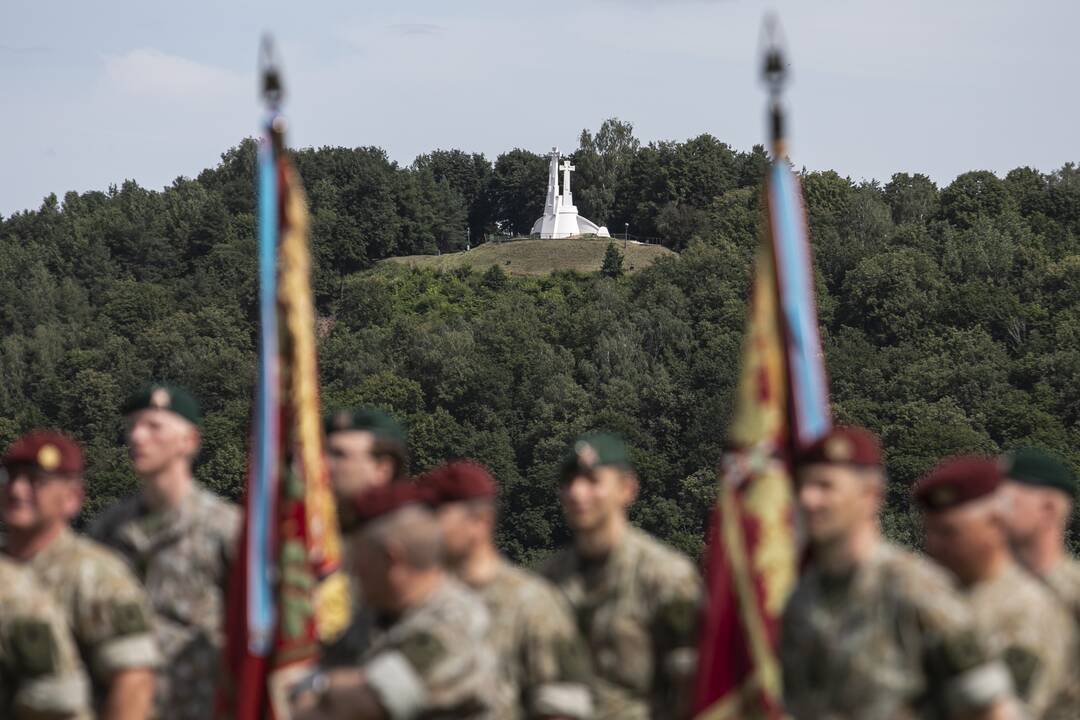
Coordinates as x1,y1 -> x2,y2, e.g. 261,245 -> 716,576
121,383 -> 202,426
1002,447 -> 1076,496
560,431 -> 632,480
324,407 -> 405,445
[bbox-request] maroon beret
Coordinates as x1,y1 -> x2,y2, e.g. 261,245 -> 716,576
2,430 -> 85,475
421,460 -> 497,505
338,482 -> 428,533
913,456 -> 1002,512
795,426 -> 882,468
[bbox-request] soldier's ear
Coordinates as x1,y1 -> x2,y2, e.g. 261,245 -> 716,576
382,537 -> 409,566
620,470 -> 639,507
62,476 -> 86,519
186,425 -> 202,460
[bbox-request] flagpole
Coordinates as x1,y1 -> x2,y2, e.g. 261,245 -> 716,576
761,15 -> 787,161
250,35 -> 284,658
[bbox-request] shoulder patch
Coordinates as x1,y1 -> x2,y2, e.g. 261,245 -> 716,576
655,596 -> 698,645
941,629 -> 985,675
555,635 -> 591,684
1003,645 -> 1040,700
111,601 -> 151,637
9,619 -> 59,677
397,630 -> 446,676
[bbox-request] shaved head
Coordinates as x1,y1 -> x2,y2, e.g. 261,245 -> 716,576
361,505 -> 443,571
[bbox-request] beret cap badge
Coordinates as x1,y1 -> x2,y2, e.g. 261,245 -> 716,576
150,387 -> 171,410
930,486 -> 957,509
575,442 -> 599,470
825,436 -> 853,462
37,444 -> 61,472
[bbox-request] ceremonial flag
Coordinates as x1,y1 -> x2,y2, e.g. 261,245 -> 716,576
217,81 -> 343,720
691,87 -> 831,720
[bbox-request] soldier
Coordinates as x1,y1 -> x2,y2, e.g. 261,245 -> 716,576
324,407 -> 410,499
781,426 -> 1015,720
291,482 -> 498,719
541,432 -> 701,720
916,456 -> 1076,720
422,459 -> 594,719
319,407 -> 410,667
0,554 -> 92,720
998,447 -> 1080,624
0,430 -> 160,720
89,383 -> 240,720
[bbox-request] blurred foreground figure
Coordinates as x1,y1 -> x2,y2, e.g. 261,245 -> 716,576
999,448 -> 1080,716
917,456 -> 1075,720
999,448 -> 1080,624
0,554 -> 92,720
90,384 -> 240,720
292,483 -> 498,719
543,432 -> 702,720
782,426 -> 1014,720
424,459 -> 595,719
319,407 -> 410,667
1,430 -> 159,720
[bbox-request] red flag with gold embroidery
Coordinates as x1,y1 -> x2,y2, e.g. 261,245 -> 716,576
691,33 -> 831,720
217,49 -> 343,720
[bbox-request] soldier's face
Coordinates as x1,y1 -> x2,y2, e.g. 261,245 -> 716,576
125,409 -> 199,477
0,466 -> 83,532
326,431 -> 392,498
436,502 -> 475,565
923,501 -> 1001,582
436,501 -> 492,566
797,463 -> 880,544
999,482 -> 1043,544
559,466 -> 637,533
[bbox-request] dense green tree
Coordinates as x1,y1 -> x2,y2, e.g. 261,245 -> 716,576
600,242 -> 625,278
490,149 -> 548,236
575,118 -> 640,226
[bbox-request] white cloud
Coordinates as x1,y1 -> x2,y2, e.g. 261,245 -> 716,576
104,48 -> 246,101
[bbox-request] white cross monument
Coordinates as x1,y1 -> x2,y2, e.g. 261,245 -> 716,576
530,148 -> 610,239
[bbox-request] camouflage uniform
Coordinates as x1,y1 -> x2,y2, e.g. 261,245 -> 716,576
90,484 -> 240,720
469,558 -> 593,719
542,526 -> 702,720
1043,557 -> 1080,627
965,561 -> 1076,720
0,555 -> 92,720
1043,558 -> 1080,719
19,528 -> 161,710
781,542 -> 1013,720
360,577 -> 498,719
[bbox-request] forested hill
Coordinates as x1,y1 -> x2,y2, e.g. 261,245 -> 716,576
1,119 -> 1078,559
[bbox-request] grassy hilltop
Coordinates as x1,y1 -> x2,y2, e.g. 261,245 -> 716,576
381,238 -> 675,276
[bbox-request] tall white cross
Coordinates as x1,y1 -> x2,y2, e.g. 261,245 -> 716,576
560,160 -> 575,200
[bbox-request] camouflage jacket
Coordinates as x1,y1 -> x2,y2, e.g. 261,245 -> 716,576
361,576 -> 498,719
542,526 -> 702,720
469,558 -> 593,720
1042,557 -> 1080,720
0,555 -> 92,720
966,561 -> 1076,720
20,528 -> 161,709
781,542 -> 1012,720
90,483 -> 240,720
1043,556 -> 1080,628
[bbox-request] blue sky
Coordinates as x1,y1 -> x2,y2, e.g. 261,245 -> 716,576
2,0 -> 1077,216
